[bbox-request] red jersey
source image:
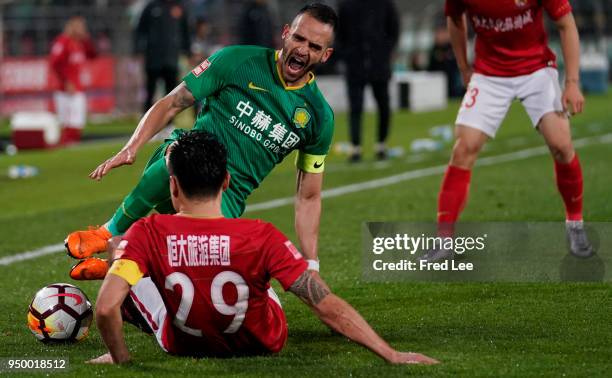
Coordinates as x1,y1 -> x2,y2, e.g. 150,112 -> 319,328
445,0 -> 572,77
119,214 -> 308,357
49,34 -> 96,91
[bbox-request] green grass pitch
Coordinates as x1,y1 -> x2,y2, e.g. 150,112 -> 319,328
0,94 -> 611,377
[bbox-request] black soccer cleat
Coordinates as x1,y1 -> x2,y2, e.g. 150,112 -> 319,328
566,221 -> 594,258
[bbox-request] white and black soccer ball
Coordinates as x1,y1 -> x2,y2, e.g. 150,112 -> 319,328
27,283 -> 93,343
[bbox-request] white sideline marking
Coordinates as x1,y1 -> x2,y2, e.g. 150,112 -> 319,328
0,243 -> 65,266
2,133 -> 611,266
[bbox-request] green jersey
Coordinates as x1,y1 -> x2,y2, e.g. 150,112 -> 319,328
183,45 -> 335,216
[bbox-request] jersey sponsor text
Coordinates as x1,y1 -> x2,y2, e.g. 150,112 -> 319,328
167,234 -> 231,267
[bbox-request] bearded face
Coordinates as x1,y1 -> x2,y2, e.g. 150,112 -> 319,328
279,14 -> 334,85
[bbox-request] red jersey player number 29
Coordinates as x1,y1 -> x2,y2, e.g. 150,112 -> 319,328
165,270 -> 249,335
117,215 -> 308,355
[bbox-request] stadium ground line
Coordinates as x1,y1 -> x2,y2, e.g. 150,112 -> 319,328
0,243 -> 66,266
1,132 -> 611,266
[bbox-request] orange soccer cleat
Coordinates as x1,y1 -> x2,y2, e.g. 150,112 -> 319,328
65,226 -> 112,259
70,257 -> 109,280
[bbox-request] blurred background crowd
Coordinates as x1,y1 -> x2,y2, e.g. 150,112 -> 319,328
0,0 -> 610,130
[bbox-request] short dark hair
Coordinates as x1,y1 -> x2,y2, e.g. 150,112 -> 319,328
296,3 -> 338,34
167,131 -> 227,199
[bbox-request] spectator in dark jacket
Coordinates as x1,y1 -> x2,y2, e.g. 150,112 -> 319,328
337,0 -> 400,162
238,0 -> 275,48
135,0 -> 191,112
428,26 -> 463,98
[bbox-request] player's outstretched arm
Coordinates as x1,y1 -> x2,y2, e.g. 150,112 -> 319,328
289,271 -> 439,365
447,13 -> 471,86
89,82 -> 195,180
555,13 -> 584,115
295,170 -> 323,263
88,274 -> 131,364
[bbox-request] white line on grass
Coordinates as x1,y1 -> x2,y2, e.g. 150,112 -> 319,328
0,243 -> 65,266
2,132 -> 611,266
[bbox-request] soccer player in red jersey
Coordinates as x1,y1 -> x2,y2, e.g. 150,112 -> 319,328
424,0 -> 591,261
49,15 -> 97,144
89,131 -> 438,365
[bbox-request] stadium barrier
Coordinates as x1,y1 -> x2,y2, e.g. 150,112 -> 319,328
316,72 -> 448,113
10,111 -> 60,149
0,57 -> 115,116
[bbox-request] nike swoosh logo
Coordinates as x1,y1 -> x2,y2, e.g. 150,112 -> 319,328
46,293 -> 83,305
248,82 -> 269,92
313,161 -> 323,169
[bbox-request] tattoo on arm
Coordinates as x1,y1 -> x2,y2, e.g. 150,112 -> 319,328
289,271 -> 330,305
170,83 -> 195,109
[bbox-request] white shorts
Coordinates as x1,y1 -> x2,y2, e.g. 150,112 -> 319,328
129,277 -> 168,351
53,91 -> 87,128
456,67 -> 563,138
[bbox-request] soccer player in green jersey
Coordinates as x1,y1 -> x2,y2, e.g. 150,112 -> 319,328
66,3 -> 337,280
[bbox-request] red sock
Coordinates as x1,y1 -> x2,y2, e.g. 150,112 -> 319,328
60,127 -> 82,145
437,165 -> 471,236
554,154 -> 583,221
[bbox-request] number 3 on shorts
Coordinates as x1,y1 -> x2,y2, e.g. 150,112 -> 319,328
464,87 -> 479,108
165,271 -> 250,336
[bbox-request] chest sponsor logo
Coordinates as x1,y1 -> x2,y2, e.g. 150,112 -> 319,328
69,52 -> 85,64
471,9 -> 533,33
167,234 -> 230,267
292,107 -> 311,129
192,59 -> 211,77
229,100 -> 301,154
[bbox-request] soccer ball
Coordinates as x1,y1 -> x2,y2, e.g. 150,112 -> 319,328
27,283 -> 93,343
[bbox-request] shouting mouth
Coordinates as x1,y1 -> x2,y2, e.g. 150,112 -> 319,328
285,53 -> 308,77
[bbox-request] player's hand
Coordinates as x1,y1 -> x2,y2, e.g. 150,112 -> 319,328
89,148 -> 136,181
86,352 -> 115,364
562,81 -> 584,115
106,236 -> 123,257
460,68 -> 473,87
389,351 -> 439,365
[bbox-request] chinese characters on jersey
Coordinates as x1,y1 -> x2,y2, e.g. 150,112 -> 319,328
167,234 -> 231,267
231,100 -> 301,153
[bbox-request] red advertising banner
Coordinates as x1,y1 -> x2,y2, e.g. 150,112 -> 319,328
0,57 -> 115,115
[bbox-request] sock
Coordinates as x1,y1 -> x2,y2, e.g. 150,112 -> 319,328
59,126 -> 70,145
60,127 -> 82,145
104,220 -> 121,237
437,165 -> 472,236
554,154 -> 583,221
